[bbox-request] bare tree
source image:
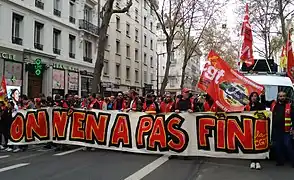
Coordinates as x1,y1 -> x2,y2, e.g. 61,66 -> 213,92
179,0 -> 225,89
277,0 -> 294,43
148,0 -> 191,95
91,0 -> 132,93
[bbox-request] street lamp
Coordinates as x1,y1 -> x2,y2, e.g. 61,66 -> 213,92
156,52 -> 166,96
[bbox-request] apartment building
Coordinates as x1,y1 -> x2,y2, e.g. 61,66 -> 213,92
156,29 -> 201,95
0,0 -> 157,98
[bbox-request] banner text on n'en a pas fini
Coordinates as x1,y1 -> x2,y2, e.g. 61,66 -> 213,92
9,108 -> 271,159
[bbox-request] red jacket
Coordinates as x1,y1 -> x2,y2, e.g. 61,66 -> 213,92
113,99 -> 127,110
160,101 -> 174,113
204,101 -> 217,112
143,102 -> 157,112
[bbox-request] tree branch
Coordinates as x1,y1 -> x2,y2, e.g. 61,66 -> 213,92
112,0 -> 133,13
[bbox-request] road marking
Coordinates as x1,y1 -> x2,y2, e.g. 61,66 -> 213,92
124,155 -> 170,180
0,155 -> 10,159
53,147 -> 84,156
0,163 -> 30,173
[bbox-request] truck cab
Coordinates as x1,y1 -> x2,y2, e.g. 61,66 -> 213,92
243,72 -> 294,106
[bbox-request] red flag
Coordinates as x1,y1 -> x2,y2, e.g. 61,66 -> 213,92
197,50 -> 264,112
240,3 -> 254,67
0,76 -> 7,101
286,31 -> 294,82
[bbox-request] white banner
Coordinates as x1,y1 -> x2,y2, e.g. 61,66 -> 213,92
9,108 -> 271,159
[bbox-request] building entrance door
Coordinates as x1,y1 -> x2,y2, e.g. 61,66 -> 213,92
28,71 -> 42,98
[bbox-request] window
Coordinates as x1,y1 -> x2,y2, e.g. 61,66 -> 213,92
135,9 -> 139,22
135,49 -> 139,61
151,73 -> 154,81
53,29 -> 61,54
126,66 -> 130,80
144,34 -> 147,46
34,22 -> 44,50
150,22 -> 153,31
35,0 -> 44,9
150,56 -> 153,67
150,6 -> 153,15
104,61 -> 109,75
84,40 -> 92,62
54,0 -> 61,17
150,39 -> 153,50
126,44 -> 130,58
144,16 -> 147,27
126,23 -> 130,36
116,16 -> 120,30
116,40 -> 120,54
116,64 -> 120,78
135,29 -> 139,41
144,71 -> 147,83
144,0 -> 147,9
84,5 -> 92,22
69,1 -> 75,24
69,35 -> 76,58
144,53 -> 147,64
135,70 -> 139,82
12,13 -> 23,45
105,36 -> 109,49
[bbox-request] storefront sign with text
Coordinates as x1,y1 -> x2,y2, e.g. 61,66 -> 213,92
9,108 -> 271,159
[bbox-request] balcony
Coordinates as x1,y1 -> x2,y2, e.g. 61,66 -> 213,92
79,19 -> 99,35
35,0 -> 44,9
53,48 -> 61,55
54,9 -> 61,17
34,43 -> 43,50
83,57 -> 92,63
12,37 -> 23,45
69,52 -> 75,59
69,16 -> 75,24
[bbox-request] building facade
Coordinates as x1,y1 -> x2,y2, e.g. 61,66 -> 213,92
156,29 -> 201,95
0,0 -> 156,99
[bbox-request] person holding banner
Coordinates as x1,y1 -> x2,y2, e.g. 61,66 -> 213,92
160,92 -> 174,113
143,93 -> 160,114
113,93 -> 127,111
244,92 -> 266,170
126,89 -> 142,112
174,88 -> 194,113
270,91 -> 294,167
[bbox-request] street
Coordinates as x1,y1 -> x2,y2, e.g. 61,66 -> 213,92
0,146 -> 294,180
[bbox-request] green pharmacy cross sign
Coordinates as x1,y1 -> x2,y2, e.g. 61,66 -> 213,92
34,58 -> 42,76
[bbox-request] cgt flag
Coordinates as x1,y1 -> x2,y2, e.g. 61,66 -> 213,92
197,50 -> 264,112
286,30 -> 294,82
0,76 -> 7,102
240,3 -> 254,67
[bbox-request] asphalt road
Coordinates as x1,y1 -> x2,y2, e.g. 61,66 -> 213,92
0,146 -> 294,180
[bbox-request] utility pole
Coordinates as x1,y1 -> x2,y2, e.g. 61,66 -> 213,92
156,52 -> 166,96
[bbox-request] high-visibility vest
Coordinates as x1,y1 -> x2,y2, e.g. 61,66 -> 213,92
143,102 -> 156,112
270,101 -> 292,133
160,101 -> 174,113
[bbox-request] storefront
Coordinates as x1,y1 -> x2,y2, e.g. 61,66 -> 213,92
80,70 -> 93,98
68,71 -> 79,95
0,48 -> 24,101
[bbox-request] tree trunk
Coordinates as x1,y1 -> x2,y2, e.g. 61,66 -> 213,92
180,58 -> 188,89
278,0 -> 287,43
91,4 -> 113,94
160,39 -> 172,95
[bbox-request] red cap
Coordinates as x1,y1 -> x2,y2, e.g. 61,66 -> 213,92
182,88 -> 190,94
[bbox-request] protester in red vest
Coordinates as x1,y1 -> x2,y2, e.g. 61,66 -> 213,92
174,88 -> 194,113
87,93 -> 100,109
160,92 -> 174,113
113,93 -> 127,111
126,89 -> 142,112
143,93 -> 159,113
270,91 -> 294,167
62,94 -> 72,108
244,92 -> 265,170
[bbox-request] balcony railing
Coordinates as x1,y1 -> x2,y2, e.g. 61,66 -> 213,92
69,16 -> 75,24
54,9 -> 61,17
12,37 -> 23,45
53,48 -> 61,55
83,57 -> 92,63
34,43 -> 43,50
69,52 -> 75,58
35,0 -> 44,9
79,19 -> 99,35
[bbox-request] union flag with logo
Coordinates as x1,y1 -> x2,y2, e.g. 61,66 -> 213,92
197,50 -> 264,112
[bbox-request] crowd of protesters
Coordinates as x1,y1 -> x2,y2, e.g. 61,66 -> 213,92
1,88 -> 294,169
